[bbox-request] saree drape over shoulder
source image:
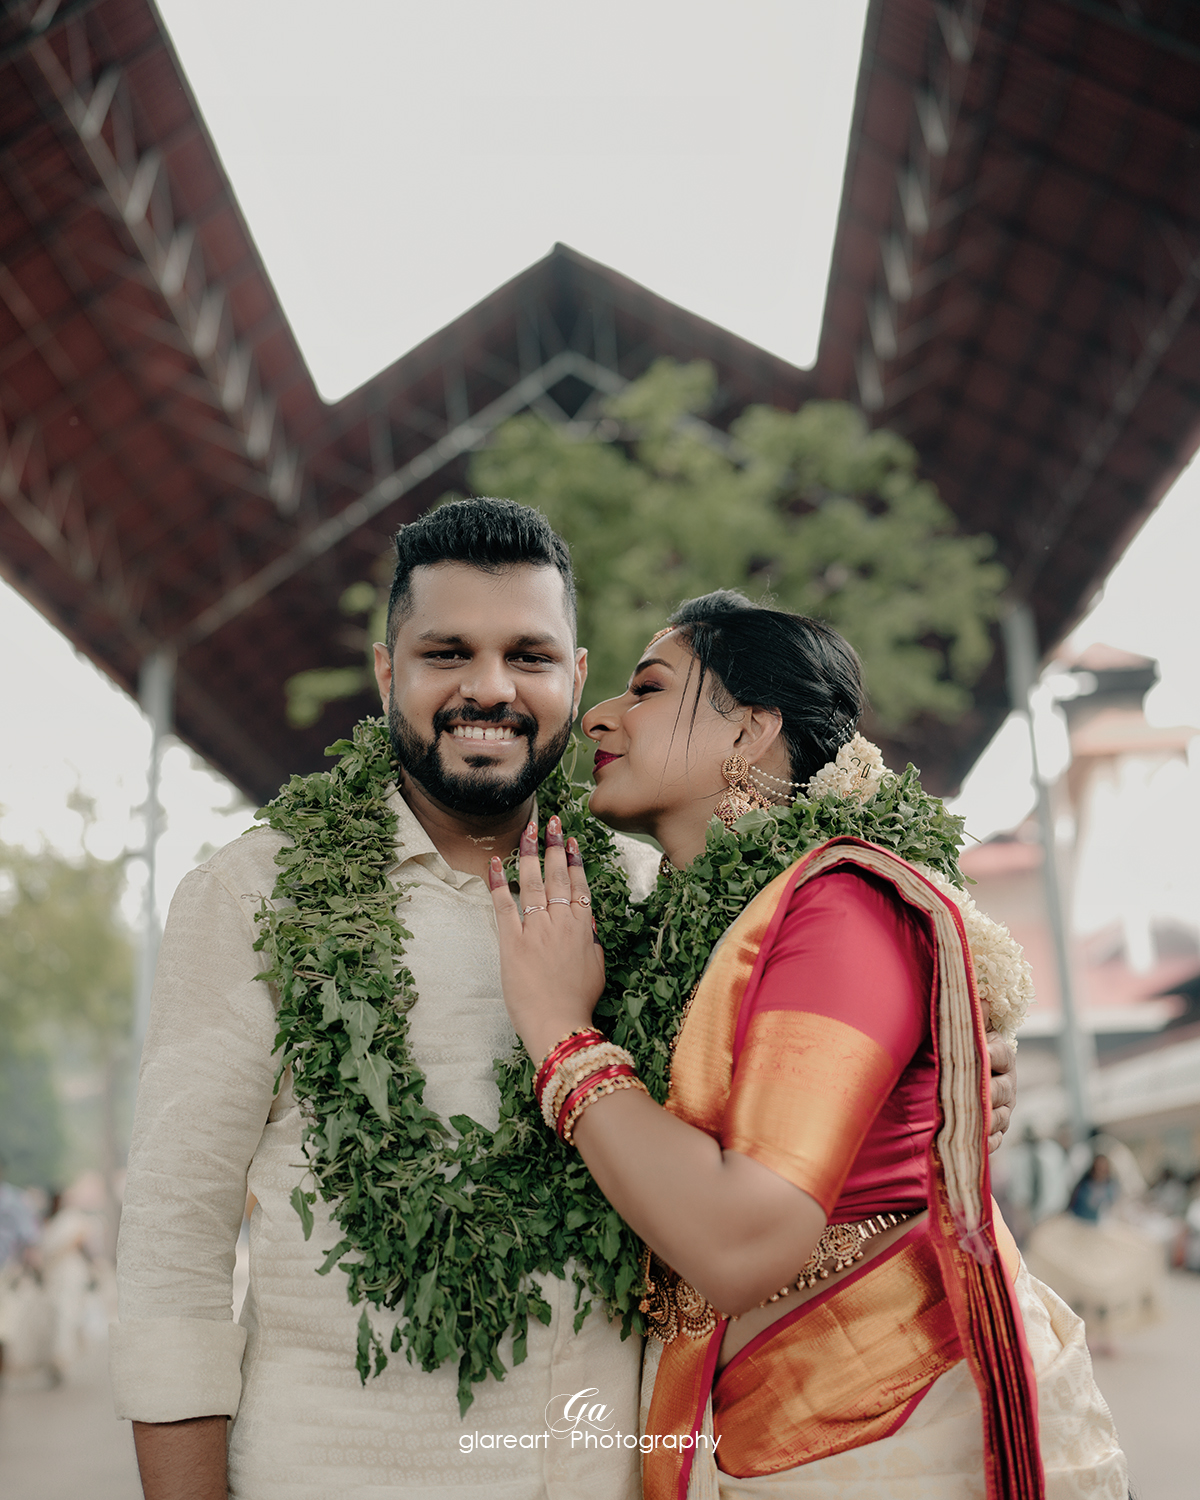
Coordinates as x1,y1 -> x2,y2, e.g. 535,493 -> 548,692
639,838 -> 1124,1500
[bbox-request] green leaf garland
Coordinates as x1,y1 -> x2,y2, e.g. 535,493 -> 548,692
254,717 -> 965,1413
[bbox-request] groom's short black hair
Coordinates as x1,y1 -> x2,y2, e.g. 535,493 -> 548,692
385,497 -> 576,648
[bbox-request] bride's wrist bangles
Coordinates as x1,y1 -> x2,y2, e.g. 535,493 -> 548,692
534,1028 -> 649,1143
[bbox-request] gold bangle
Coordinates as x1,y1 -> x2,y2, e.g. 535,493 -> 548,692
561,1073 -> 648,1146
539,1042 -> 635,1130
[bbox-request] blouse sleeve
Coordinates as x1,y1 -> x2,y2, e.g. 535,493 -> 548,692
721,867 -> 933,1215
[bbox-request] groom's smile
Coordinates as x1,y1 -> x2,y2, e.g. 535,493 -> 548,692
373,559 -> 587,818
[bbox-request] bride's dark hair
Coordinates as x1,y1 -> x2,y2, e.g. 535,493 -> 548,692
668,591 -> 864,787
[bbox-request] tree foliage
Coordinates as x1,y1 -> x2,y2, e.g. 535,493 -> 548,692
469,359 -> 1006,724
0,841 -> 134,1184
0,842 -> 133,1047
0,1046 -> 64,1188
286,358 -> 1006,730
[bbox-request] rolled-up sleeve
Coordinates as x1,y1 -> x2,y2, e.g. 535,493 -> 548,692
111,850 -> 281,1422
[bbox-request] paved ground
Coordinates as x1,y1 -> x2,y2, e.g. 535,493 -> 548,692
0,1341 -> 140,1500
1091,1269 -> 1200,1500
1,1272 -> 1197,1496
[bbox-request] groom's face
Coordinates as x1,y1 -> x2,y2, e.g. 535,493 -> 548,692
373,561 -> 587,817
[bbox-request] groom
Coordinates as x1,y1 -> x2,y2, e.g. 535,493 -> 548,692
114,497 -> 1015,1499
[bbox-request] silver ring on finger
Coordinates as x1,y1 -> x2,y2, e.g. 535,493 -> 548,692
547,897 -> 571,906
572,896 -> 591,908
522,905 -> 547,916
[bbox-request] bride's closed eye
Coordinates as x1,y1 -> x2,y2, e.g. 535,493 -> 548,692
630,681 -> 663,697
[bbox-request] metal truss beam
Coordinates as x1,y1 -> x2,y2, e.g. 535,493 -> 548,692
1012,246 -> 1200,593
0,163 -> 282,563
0,0 -> 104,68
177,351 -> 627,649
853,0 -> 985,412
0,397 -> 150,636
1055,0 -> 1200,67
26,24 -> 302,513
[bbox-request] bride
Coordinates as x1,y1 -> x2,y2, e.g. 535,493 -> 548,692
487,590 -> 1127,1500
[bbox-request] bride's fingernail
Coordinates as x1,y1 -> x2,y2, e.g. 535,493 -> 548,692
487,857 -> 505,890
546,816 -> 564,848
566,838 -> 583,868
520,822 -> 538,856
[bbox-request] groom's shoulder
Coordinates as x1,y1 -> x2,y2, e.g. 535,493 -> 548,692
605,828 -> 661,903
188,820 -> 290,909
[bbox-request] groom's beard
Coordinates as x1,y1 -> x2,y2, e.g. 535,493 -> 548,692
387,697 -> 573,817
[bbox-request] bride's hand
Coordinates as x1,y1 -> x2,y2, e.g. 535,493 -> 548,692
488,814 -> 606,1063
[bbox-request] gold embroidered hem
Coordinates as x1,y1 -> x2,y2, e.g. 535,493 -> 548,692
711,1222 -> 962,1478
639,1211 -> 918,1343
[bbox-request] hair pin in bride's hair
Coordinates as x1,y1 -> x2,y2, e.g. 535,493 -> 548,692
826,709 -> 854,747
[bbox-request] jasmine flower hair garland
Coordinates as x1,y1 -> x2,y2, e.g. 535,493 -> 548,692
254,718 -> 1031,1413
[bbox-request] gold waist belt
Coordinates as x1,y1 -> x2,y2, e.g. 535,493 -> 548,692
640,1209 -> 917,1343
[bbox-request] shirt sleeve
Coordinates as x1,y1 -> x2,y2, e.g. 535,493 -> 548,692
721,867 -> 933,1215
110,860 -> 280,1423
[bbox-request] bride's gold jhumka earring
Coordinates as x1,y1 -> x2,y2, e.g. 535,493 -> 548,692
714,753 -> 773,829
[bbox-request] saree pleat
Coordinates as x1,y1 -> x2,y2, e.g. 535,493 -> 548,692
640,838 -> 1044,1500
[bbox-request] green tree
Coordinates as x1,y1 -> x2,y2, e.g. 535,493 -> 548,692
286,359 -> 1005,729
0,842 -> 134,1189
0,1046 -> 64,1189
469,359 -> 1005,722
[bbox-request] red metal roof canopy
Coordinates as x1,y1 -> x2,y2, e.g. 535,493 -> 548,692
2,0 -> 1199,800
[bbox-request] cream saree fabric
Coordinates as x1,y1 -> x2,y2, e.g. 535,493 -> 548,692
642,1259 -> 1127,1500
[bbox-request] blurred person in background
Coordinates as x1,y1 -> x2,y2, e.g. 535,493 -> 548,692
42,1183 -> 109,1384
1027,1144 -> 1163,1359
1182,1179 -> 1200,1273
1000,1125 -> 1072,1247
1068,1154 -> 1119,1224
0,1154 -> 42,1386
1146,1165 -> 1188,1221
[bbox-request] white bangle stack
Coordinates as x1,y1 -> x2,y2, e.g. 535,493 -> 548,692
539,1041 -> 635,1130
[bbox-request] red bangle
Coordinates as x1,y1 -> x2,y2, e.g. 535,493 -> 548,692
555,1063 -> 635,1139
534,1028 -> 604,1104
535,1029 -> 602,1091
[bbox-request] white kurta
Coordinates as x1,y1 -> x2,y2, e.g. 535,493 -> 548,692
112,789 -> 659,1499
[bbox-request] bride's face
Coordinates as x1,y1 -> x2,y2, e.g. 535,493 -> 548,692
581,630 -> 739,836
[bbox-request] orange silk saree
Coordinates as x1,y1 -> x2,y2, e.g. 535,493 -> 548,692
640,837 -> 1043,1500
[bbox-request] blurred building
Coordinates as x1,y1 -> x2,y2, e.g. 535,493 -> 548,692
964,648 -> 1200,1176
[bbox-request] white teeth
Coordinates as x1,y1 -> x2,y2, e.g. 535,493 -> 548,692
450,725 -> 517,742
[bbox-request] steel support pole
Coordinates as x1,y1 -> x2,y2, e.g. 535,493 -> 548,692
1002,604 -> 1091,1143
133,647 -> 174,1061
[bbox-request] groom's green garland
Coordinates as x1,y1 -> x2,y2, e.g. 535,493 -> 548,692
254,717 -> 966,1414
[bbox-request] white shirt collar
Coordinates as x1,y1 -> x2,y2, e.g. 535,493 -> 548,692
385,785 -> 491,894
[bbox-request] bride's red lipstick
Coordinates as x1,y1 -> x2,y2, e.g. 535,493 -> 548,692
593,750 -> 620,772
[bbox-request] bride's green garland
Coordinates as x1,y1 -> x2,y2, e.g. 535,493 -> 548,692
253,717 -> 975,1414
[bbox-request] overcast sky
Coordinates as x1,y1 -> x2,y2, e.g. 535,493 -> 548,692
2,0 -> 1198,917
156,0 -> 870,399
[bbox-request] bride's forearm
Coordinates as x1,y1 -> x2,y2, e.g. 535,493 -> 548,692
570,1088 -> 826,1315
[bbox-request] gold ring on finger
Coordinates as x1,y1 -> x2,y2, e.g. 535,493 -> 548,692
547,897 -> 571,906
573,896 -> 591,907
522,905 -> 547,916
